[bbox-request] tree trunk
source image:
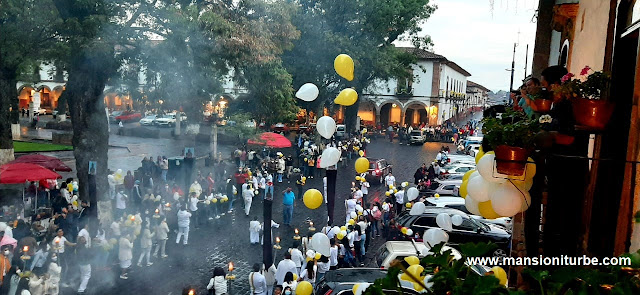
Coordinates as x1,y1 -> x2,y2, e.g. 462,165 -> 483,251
64,50 -> 114,206
344,94 -> 361,134
0,67 -> 19,165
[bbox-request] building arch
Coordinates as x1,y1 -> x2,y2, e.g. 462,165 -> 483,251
403,100 -> 429,127
378,100 -> 404,127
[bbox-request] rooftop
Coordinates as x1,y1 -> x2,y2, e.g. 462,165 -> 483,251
467,80 -> 491,92
397,46 -> 472,77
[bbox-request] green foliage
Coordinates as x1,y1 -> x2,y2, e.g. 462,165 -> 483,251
555,66 -> 611,100
222,113 -> 258,141
481,109 -> 540,150
13,141 -> 73,152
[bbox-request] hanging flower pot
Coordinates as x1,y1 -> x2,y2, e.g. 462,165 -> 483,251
572,98 -> 614,130
532,99 -> 553,113
494,145 -> 529,176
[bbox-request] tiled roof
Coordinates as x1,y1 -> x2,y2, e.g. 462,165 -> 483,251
397,46 -> 471,77
467,81 -> 490,92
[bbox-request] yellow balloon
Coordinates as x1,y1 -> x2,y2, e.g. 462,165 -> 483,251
459,180 -> 469,198
475,146 -> 485,164
212,198 -> 218,203
297,281 -> 313,295
334,88 -> 358,106
302,176 -> 307,182
434,194 -> 440,198
393,189 -> 398,194
407,264 -> 425,278
334,54 -> 354,81
354,157 -> 369,173
462,169 -> 476,182
389,185 -> 394,190
348,219 -> 355,225
315,253 -> 321,260
358,150 -> 365,157
340,226 -> 347,231
491,266 -> 508,285
406,203 -> 412,208
355,176 -> 361,181
385,191 -> 391,196
337,233 -> 345,240
401,227 -> 408,234
72,200 -> 78,207
293,273 -> 298,281
478,201 -> 501,219
303,189 -> 323,209
404,256 -> 420,266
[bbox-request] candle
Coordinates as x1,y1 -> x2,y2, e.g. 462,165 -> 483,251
155,209 -> 159,214
228,261 -> 234,272
294,228 -> 299,235
275,237 -> 280,243
22,246 -> 28,253
130,215 -> 136,222
309,221 -> 313,227
165,202 -> 171,207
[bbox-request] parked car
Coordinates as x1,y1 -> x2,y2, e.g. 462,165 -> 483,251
271,123 -> 290,134
114,111 -> 143,123
396,208 -> 511,257
314,268 -> 421,295
408,130 -> 427,145
422,196 -> 513,232
440,163 -> 475,177
365,158 -> 393,185
427,179 -> 463,196
374,240 -> 461,269
467,144 -> 482,157
154,112 -> 187,127
139,115 -> 157,126
336,124 -> 346,139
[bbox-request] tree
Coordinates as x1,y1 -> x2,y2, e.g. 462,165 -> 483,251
283,0 -> 436,132
0,0 -> 61,164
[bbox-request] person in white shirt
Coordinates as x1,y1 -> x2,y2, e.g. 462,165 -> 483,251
176,205 -> 192,245
394,189 -> 405,215
77,223 -> 91,248
281,272 -> 297,293
299,261 -> 317,285
261,220 -> 280,245
243,185 -> 255,216
289,241 -> 304,275
353,187 -> 363,204
249,217 -> 261,245
207,267 -> 228,295
360,178 -> 370,199
329,240 -> 339,270
153,217 -> 170,258
118,234 -> 133,280
316,255 -> 330,282
189,193 -> 200,228
263,264 -> 277,295
249,263 -> 267,295
345,197 -> 357,224
385,173 -> 396,188
115,191 -> 127,219
323,176 -> 328,204
275,253 -> 297,285
137,222 -> 155,267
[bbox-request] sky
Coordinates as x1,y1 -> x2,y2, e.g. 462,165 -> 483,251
404,0 -> 539,92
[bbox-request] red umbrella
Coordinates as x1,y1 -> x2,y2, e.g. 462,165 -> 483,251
247,132 -> 292,148
10,154 -> 72,172
0,163 -> 62,184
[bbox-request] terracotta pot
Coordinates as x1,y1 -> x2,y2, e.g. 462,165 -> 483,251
572,98 -> 614,130
494,145 -> 529,176
532,99 -> 553,113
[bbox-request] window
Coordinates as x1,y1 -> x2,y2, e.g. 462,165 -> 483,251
442,185 -> 456,191
414,217 -> 437,228
453,219 -> 476,232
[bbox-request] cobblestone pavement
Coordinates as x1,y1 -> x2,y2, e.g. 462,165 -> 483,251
53,137 -> 453,295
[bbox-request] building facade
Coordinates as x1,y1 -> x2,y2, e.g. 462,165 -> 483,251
357,47 -> 473,128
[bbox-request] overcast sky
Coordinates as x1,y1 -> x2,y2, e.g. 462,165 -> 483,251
406,0 -> 539,92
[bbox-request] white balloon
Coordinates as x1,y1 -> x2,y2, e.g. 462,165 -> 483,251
477,153 -> 507,184
465,195 -> 481,215
339,230 -> 347,237
490,182 -> 524,217
409,202 -> 426,215
406,229 -> 413,236
520,190 -> 532,212
355,205 -> 363,213
350,211 -> 357,219
423,228 -> 449,248
469,171 -> 481,180
306,250 -> 315,259
353,283 -> 371,295
316,116 -> 337,139
436,213 -> 453,231
304,141 -> 309,147
467,176 -> 493,202
331,226 -> 341,235
296,83 -> 320,102
424,275 -> 434,289
451,214 -> 463,226
311,233 -> 331,257
319,147 -> 341,168
406,187 -> 419,201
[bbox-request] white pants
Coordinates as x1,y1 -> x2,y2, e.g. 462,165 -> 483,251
244,197 -> 252,216
138,247 -> 151,265
78,264 -> 91,292
176,226 -> 189,244
154,240 -> 167,256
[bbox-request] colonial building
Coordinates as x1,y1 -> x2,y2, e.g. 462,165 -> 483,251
466,81 -> 491,111
357,47 -> 473,127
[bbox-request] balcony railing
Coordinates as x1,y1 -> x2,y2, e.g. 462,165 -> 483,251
395,87 -> 414,97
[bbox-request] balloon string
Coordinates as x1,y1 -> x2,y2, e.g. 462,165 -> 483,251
391,260 -> 428,290
508,179 -> 529,208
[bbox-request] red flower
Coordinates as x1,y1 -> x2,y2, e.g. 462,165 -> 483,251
580,66 -> 591,76
561,73 -> 574,83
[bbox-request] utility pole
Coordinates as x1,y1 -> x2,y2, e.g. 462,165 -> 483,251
509,42 -> 517,92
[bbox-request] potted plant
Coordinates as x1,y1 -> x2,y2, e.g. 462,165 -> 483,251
527,85 -> 553,113
556,66 -> 614,130
481,109 -> 539,176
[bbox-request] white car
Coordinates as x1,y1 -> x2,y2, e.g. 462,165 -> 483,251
423,196 -> 512,231
335,124 -> 346,139
440,163 -> 475,177
431,179 -> 462,196
139,115 -> 157,126
154,113 -> 187,127
408,130 -> 426,144
374,240 -> 462,269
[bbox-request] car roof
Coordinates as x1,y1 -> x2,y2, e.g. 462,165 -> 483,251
322,268 -> 387,283
419,206 -> 469,217
386,241 -> 424,254
425,196 -> 465,206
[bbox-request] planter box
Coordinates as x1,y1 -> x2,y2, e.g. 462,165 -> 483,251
494,145 -> 529,176
52,131 -> 73,145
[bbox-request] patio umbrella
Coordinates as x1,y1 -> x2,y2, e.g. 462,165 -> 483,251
10,154 -> 72,172
247,132 -> 292,148
0,163 -> 62,184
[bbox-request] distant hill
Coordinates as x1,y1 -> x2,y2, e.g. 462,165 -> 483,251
487,90 -> 509,106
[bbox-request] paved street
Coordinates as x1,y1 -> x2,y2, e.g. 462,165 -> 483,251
60,137 -> 452,295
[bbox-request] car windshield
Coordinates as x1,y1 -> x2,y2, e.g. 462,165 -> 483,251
470,218 -> 490,231
337,126 -> 345,131
410,131 -> 422,136
144,115 -> 155,119
111,111 -> 122,116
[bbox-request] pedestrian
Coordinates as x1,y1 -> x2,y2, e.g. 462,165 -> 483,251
394,189 -> 405,216
249,263 -> 267,295
115,190 -> 127,218
360,177 -> 369,200
176,204 -> 191,245
384,172 -> 396,188
264,173 -> 274,199
226,177 -> 236,213
75,236 -> 91,294
289,241 -> 304,275
124,170 -> 134,198
118,233 -> 133,280
285,155 -> 293,179
243,184 -> 254,216
281,272 -> 297,293
299,259 -> 317,287
414,164 -> 427,185
0,246 -> 11,285
206,267 -> 228,295
261,218 -> 280,245
316,255 -> 330,282
52,228 -> 75,284
153,217 -> 169,258
345,196 -> 357,224
160,156 -> 169,181
387,125 -> 394,142
275,252 -> 296,285
249,217 -> 261,245
281,188 -> 295,226
277,153 -> 285,183
323,175 -> 328,204
44,254 -> 61,295
329,239 -> 339,270
137,222 -> 154,267
263,264 -> 277,295
188,192 -> 200,228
